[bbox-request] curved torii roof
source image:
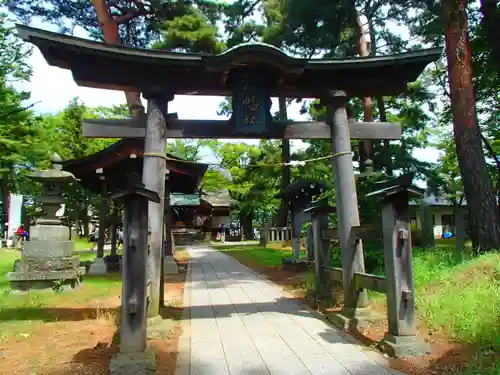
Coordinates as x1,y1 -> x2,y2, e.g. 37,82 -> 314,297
16,25 -> 441,97
62,138 -> 208,195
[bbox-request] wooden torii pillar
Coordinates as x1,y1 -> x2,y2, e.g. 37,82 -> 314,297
141,92 -> 173,325
323,90 -> 371,327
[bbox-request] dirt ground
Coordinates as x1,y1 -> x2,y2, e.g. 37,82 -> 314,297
232,256 -> 489,375
0,275 -> 186,375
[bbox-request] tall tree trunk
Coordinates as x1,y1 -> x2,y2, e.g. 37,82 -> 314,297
276,96 -> 290,227
91,0 -> 145,117
443,0 -> 500,251
356,13 -> 373,172
368,20 -> 392,175
480,132 -> 500,217
480,0 -> 500,73
240,213 -> 253,240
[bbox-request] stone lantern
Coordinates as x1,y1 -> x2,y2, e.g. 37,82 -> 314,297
30,153 -> 77,224
7,153 -> 86,291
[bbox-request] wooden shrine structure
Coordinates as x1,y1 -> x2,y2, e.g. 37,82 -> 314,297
17,24 -> 441,372
62,138 -> 207,196
276,179 -> 328,261
170,189 -> 236,244
61,138 -> 207,273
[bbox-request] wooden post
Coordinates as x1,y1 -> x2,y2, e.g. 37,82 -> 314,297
259,222 -> 269,246
120,194 -> 149,352
378,188 -> 428,357
110,207 -> 118,257
142,94 -> 171,319
97,182 -> 108,259
455,205 -> 466,257
307,222 -> 315,262
163,175 -> 178,276
420,204 -> 435,248
88,180 -> 109,275
324,90 -> 369,322
382,191 -> 416,336
109,184 -> 160,373
312,212 -> 332,306
291,209 -> 302,259
164,177 -> 174,257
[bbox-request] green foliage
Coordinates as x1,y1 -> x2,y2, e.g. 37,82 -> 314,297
329,240 -> 384,274
0,13 -> 31,82
201,168 -> 229,192
51,278 -> 66,292
167,139 -> 218,162
0,13 -> 47,231
411,223 -> 422,247
6,0 -> 218,47
413,250 -> 500,351
154,8 -> 225,53
204,141 -> 282,226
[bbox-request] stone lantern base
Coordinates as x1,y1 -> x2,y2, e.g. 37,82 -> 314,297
7,224 -> 86,291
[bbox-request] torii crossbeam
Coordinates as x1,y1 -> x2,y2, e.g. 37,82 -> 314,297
83,117 -> 402,140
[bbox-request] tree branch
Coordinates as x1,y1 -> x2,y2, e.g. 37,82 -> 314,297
114,8 -> 152,24
0,102 -> 39,121
242,0 -> 262,19
480,131 -> 500,170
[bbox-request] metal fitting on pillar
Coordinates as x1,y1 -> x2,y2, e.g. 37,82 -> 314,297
401,289 -> 413,300
319,90 -> 349,112
398,228 -> 409,239
128,294 -> 138,314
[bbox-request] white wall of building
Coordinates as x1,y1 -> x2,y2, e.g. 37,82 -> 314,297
413,206 -> 461,239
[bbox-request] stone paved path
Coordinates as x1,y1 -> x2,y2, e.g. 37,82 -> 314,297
176,246 -> 403,375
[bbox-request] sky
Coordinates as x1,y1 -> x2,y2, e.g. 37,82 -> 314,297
14,14 -> 441,181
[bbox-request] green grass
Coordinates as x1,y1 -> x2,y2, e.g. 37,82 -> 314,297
0,248 -> 121,341
77,251 -> 97,262
412,248 -> 500,375
216,244 -> 294,267
74,238 -> 93,251
413,249 -> 500,350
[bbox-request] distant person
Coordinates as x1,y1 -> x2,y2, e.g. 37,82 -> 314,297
16,226 -> 23,239
16,226 -> 25,247
118,227 -> 124,248
220,223 -> 226,243
90,226 -> 99,243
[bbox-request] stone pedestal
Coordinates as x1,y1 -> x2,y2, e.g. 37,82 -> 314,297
105,254 -> 122,271
88,257 -> 108,275
163,255 -> 178,275
379,333 -> 430,358
109,351 -> 156,375
7,224 -> 85,291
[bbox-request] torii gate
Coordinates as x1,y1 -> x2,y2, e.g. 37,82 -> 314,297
17,24 -> 441,374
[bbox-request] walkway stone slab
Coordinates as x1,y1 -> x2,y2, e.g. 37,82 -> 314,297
176,246 -> 404,375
